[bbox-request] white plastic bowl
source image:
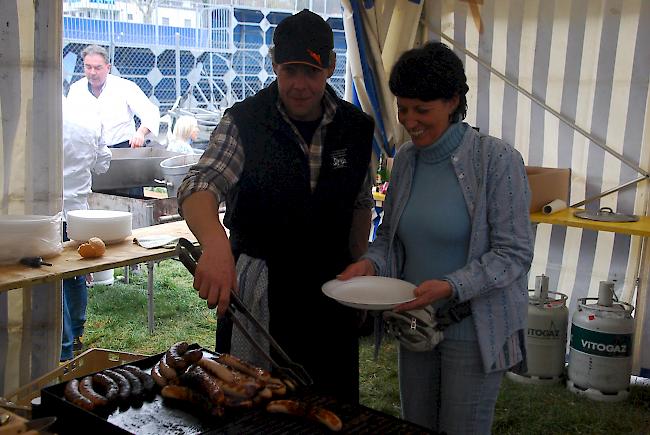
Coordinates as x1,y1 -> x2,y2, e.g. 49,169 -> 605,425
66,210 -> 132,244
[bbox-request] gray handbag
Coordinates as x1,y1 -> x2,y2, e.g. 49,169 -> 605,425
383,306 -> 444,352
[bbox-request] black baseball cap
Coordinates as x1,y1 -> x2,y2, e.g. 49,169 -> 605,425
272,9 -> 334,69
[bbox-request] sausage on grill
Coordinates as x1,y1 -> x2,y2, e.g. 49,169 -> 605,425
150,361 -> 168,388
78,376 -> 109,408
92,372 -> 119,403
104,369 -> 131,403
216,353 -> 271,382
267,400 -> 343,432
122,365 -> 155,394
182,365 -> 224,406
159,353 -> 180,382
166,341 -> 189,369
64,379 -> 95,411
113,367 -> 144,400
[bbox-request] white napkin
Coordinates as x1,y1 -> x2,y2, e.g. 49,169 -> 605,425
133,235 -> 180,249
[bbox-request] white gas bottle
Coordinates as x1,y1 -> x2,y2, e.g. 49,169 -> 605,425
507,275 -> 569,384
567,281 -> 634,401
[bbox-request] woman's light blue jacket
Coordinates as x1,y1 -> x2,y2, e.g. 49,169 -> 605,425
364,124 -> 534,372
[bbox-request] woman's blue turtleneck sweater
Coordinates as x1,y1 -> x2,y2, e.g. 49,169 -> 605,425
396,122 -> 476,340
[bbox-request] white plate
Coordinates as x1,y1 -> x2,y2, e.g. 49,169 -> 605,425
322,276 -> 416,310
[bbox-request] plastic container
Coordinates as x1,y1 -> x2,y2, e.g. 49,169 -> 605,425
91,269 -> 114,286
66,210 -> 132,244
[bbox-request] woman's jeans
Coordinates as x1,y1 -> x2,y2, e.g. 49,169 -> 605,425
60,222 -> 87,361
398,338 -> 504,435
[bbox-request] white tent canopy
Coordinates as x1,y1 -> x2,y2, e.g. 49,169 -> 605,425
342,0 -> 650,376
1,0 -> 649,394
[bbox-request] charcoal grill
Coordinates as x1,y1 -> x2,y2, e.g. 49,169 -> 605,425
36,351 -> 433,434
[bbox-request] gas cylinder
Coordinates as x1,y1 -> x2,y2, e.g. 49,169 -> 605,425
507,275 -> 569,384
567,281 -> 634,401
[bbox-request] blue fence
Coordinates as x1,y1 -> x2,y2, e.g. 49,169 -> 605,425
63,8 -> 348,114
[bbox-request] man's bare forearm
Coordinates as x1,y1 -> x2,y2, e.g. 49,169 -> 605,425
349,207 -> 371,261
181,191 -> 229,249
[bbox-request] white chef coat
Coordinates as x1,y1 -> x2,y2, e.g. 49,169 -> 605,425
63,96 -> 112,218
67,74 -> 160,146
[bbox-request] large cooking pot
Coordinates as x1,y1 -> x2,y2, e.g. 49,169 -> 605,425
92,147 -> 181,191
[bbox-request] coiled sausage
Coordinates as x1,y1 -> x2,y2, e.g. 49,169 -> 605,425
104,369 -> 131,403
64,379 -> 95,411
113,367 -> 144,400
122,365 -> 155,394
78,376 -> 109,407
92,372 -> 119,402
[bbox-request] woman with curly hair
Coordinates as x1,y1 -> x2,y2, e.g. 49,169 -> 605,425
339,42 -> 534,434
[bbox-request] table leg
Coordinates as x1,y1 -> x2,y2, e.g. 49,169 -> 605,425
632,236 -> 649,376
147,261 -> 155,334
124,266 -> 130,284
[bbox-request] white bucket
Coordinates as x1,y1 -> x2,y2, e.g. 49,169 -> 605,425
160,154 -> 201,198
92,269 -> 114,286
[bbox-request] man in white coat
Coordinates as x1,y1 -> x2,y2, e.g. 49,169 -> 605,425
67,44 -> 159,149
67,44 -> 159,197
61,95 -> 112,361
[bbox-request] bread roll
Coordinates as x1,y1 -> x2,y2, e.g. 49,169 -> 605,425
78,237 -> 106,258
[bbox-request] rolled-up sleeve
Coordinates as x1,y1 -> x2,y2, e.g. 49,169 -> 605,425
176,113 -> 244,212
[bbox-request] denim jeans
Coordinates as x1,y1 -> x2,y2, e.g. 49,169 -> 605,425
61,275 -> 87,361
60,222 -> 87,361
398,338 -> 504,434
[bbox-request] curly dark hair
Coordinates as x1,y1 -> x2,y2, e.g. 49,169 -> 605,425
389,42 -> 469,122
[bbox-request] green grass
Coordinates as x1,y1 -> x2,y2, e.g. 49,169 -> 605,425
85,259 -> 650,434
84,259 -> 216,354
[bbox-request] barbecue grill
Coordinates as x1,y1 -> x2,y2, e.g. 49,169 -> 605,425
35,351 -> 433,434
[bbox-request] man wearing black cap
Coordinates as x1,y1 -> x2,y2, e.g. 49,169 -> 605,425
177,9 -> 374,402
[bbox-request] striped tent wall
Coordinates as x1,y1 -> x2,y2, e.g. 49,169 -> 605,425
0,1 -> 63,395
423,0 -> 650,314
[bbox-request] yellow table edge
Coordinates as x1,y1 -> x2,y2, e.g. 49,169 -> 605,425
530,207 -> 650,237
371,196 -> 650,238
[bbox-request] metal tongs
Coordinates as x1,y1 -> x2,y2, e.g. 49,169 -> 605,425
176,238 -> 313,388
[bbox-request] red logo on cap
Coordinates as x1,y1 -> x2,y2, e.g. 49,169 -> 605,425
307,49 -> 322,66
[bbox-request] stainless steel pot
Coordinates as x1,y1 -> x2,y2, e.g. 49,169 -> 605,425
91,147 -> 181,191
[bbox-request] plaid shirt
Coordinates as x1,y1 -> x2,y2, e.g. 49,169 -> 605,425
177,90 -> 373,210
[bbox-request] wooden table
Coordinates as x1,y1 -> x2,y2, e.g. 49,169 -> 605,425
0,220 -> 197,333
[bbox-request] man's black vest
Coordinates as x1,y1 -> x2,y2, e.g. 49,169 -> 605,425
224,81 -> 373,279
